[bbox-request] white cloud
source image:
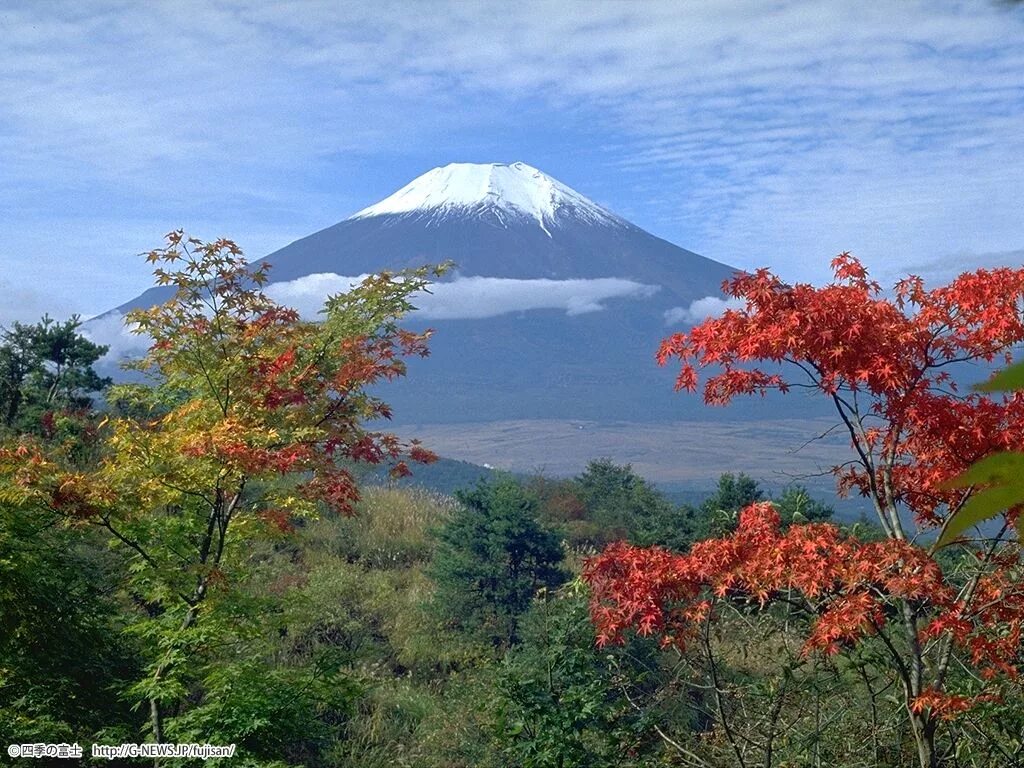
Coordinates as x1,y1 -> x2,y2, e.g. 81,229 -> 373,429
423,276 -> 660,319
664,296 -> 745,326
264,273 -> 373,315
2,0 -> 1024,308
266,273 -> 660,320
80,274 -> 660,363
80,312 -> 150,362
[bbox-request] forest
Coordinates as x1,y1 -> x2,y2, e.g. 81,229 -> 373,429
1,234 -> 1023,768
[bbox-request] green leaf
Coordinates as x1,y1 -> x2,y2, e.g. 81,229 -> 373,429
974,361 -> 1024,392
938,484 -> 1024,546
940,452 -> 1024,489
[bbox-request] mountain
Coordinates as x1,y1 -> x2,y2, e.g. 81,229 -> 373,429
90,162 -> 785,423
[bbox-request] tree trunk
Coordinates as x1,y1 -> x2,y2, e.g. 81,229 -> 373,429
911,711 -> 938,768
149,697 -> 163,768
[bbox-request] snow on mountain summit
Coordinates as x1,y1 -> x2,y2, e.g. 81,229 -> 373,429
350,162 -> 626,234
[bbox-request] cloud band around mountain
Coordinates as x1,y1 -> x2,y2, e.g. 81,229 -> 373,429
266,273 -> 661,320
85,273 -> 663,361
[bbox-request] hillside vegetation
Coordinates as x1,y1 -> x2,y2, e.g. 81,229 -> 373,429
1,236 -> 1022,768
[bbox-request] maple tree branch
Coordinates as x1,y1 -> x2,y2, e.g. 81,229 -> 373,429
186,338 -> 227,416
313,393 -> 350,431
174,244 -> 231,417
97,515 -> 193,606
934,521 -> 1011,690
216,481 -> 246,566
875,382 -> 913,542
926,492 -> 973,556
825,384 -> 896,539
197,487 -> 221,568
205,305 -> 235,417
702,600 -> 748,768
616,678 -> 712,768
898,600 -> 925,699
870,618 -> 912,691
155,478 -> 215,509
784,357 -> 821,390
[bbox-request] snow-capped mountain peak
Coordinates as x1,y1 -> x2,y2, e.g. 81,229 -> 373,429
350,162 -> 626,234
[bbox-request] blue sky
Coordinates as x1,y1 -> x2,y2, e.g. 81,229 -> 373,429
2,0 -> 1023,324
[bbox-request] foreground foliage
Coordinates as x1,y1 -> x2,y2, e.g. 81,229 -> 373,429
2,245 -> 1023,768
0,234 -> 440,760
588,255 -> 1024,767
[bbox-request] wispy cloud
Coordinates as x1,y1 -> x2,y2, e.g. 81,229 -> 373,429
2,0 -> 1023,313
0,278 -> 77,327
894,248 -> 1024,286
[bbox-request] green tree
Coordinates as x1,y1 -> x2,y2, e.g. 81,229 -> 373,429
552,459 -> 697,550
697,472 -> 765,536
773,484 -> 834,526
432,477 -> 566,646
494,587 -> 665,768
0,501 -> 141,746
576,459 -> 665,542
701,471 -> 764,514
0,315 -> 110,434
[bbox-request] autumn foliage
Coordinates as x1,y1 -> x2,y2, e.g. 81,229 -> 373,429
0,233 -> 440,525
587,255 -> 1024,766
656,254 -> 1024,529
586,503 -> 1023,716
0,232 -> 443,742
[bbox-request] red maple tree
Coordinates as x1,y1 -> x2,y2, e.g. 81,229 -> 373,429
584,255 -> 1024,767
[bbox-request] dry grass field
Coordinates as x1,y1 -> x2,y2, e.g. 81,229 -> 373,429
398,417 -> 850,487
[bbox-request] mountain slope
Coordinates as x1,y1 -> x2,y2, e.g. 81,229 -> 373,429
96,162 -> 765,422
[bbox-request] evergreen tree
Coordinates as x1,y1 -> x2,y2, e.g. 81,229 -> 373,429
0,315 -> 110,435
571,458 -> 697,549
697,472 -> 765,536
494,589 -> 664,768
432,477 -> 566,646
773,484 -> 834,526
0,502 -> 141,745
701,472 -> 764,514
